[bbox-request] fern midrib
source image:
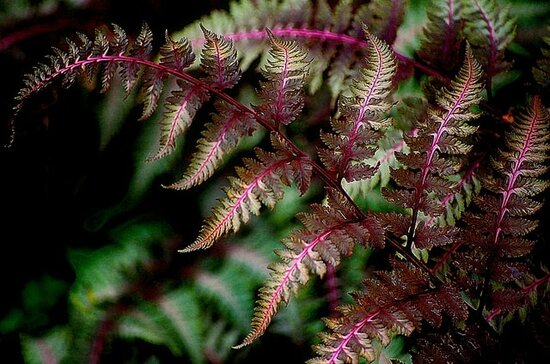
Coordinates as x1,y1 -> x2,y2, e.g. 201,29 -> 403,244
326,312 -> 379,364
212,37 -> 226,88
472,0 -> 498,95
159,85 -> 202,157
274,43 -> 291,124
184,112 -> 241,188
478,98 -> 540,314
521,272 -> 550,294
250,228 -> 337,344
195,156 -> 299,248
407,60 -> 477,249
384,0 -> 402,44
442,0 -> 458,59
338,36 -> 385,179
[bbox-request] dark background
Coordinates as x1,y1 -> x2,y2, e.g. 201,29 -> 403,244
0,0 -> 226,361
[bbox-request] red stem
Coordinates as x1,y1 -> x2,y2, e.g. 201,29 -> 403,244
191,27 -> 451,83
19,51 -> 438,283
521,272 -> 550,294
0,18 -> 76,51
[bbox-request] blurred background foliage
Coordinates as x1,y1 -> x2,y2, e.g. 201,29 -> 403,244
1,0 -> 549,363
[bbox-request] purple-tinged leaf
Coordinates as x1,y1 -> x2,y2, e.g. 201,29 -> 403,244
149,81 -> 210,161
236,187 -> 384,349
159,31 -> 195,71
167,102 -> 256,190
200,25 -> 241,89
417,0 -> 464,73
182,136 -> 311,252
367,0 -> 409,45
319,28 -> 397,181
254,30 -> 310,126
461,0 -> 516,95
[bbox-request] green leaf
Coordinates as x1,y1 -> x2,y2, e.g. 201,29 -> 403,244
21,328 -> 69,364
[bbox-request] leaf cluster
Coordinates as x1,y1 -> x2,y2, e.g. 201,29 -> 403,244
9,0 -> 550,363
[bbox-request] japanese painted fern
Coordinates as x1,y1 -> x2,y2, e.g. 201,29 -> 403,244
12,0 -> 550,362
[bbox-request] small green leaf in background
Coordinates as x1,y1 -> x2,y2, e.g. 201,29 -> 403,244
21,328 -> 69,364
0,275 -> 68,334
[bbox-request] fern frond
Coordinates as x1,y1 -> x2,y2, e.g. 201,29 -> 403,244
490,95 -> 549,231
533,27 -> 550,89
181,133 -> 312,252
460,0 -> 516,95
200,25 -> 241,89
174,0 -> 441,99
309,259 -> 467,363
149,81 -> 210,161
14,23 -> 251,164
460,96 -> 550,313
385,44 -> 483,250
254,30 -> 310,126
417,0 -> 464,73
366,0 -> 409,45
236,187 -> 384,348
319,28 -> 397,182
167,101 -> 257,190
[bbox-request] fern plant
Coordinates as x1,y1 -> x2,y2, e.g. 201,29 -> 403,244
8,0 -> 550,362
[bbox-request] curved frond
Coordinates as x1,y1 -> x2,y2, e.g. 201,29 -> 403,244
167,101 -> 257,189
319,28 -> 397,181
13,23 -> 250,165
417,0 -> 464,73
236,188 -> 385,348
388,44 -> 483,249
487,96 -> 550,246
460,0 -> 516,94
308,259 -> 467,363
458,96 -> 550,315
181,133 -> 312,252
254,30 -> 310,126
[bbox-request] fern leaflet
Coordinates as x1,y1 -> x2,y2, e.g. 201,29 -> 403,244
181,133 -> 312,252
167,101 -> 257,190
461,0 -> 516,96
417,0 -> 464,73
459,96 -> 550,314
318,28 -> 397,182
236,188 -> 384,348
309,258 -> 467,363
384,44 -> 483,250
254,29 -> 310,126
